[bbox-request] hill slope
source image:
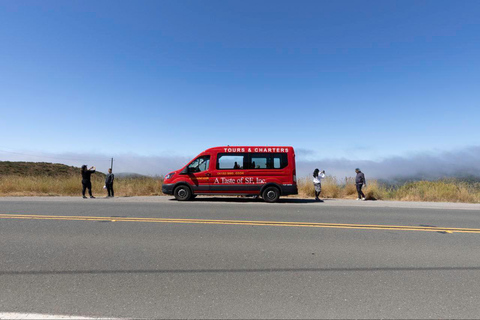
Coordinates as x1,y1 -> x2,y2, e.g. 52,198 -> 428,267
0,161 -> 105,178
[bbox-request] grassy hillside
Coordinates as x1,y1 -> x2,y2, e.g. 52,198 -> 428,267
0,161 -> 162,197
0,161 -> 105,178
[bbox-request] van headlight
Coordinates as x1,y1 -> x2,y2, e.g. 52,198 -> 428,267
165,173 -> 174,180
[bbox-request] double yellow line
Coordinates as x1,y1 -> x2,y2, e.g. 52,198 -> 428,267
1,213 -> 480,234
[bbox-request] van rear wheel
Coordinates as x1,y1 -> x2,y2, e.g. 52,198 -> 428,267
262,186 -> 280,203
174,185 -> 192,201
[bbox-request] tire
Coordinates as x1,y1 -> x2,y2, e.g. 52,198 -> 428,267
262,186 -> 280,203
174,185 -> 192,201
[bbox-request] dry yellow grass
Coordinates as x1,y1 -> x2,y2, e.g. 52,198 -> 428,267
0,175 -> 163,197
297,176 -> 480,203
298,176 -> 342,198
1,174 -> 479,203
391,181 -> 480,203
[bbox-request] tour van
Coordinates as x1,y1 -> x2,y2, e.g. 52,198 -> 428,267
162,146 -> 298,203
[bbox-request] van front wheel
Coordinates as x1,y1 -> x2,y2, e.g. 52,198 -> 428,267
262,186 -> 280,203
174,185 -> 192,201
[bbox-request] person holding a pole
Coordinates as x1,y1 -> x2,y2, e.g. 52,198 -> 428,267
105,168 -> 115,197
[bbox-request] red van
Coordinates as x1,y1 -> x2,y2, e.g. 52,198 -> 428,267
162,146 -> 298,202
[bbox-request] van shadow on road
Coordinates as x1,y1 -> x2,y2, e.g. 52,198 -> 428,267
169,197 -> 325,204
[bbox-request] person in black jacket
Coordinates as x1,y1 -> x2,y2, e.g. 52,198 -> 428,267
355,168 -> 366,200
81,165 -> 96,199
105,168 -> 114,197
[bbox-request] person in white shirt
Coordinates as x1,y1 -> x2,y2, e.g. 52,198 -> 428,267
312,168 -> 326,202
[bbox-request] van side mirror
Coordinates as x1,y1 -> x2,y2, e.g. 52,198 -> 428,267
180,167 -> 190,175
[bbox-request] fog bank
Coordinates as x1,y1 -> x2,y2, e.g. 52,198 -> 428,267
297,146 -> 480,181
1,146 -> 480,181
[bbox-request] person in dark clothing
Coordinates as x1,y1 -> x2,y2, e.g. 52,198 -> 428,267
355,168 -> 366,200
105,168 -> 114,197
81,165 -> 96,199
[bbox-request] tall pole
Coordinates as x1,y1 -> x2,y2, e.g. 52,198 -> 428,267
110,158 -> 114,171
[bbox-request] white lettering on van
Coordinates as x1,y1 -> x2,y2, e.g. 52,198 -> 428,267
221,178 -> 235,184
223,147 -> 247,153
222,147 -> 289,153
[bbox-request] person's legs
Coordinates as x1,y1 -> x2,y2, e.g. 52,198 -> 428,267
356,184 -> 365,199
356,184 -> 362,199
87,181 -> 94,197
107,183 -> 114,197
82,182 -> 87,197
318,189 -> 323,202
315,184 -> 323,201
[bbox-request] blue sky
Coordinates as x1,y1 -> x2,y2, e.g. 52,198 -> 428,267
1,0 -> 479,173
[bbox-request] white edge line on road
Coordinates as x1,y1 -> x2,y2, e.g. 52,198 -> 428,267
0,313 -> 117,319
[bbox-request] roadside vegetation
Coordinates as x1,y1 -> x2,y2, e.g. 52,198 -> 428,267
1,174 -> 479,203
297,177 -> 480,203
1,161 -> 479,202
0,175 -> 164,197
0,162 -> 163,197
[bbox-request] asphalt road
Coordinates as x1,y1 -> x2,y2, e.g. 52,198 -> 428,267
1,196 -> 480,319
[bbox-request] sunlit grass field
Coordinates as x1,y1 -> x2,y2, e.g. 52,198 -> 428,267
0,175 -> 164,197
297,176 -> 480,203
0,172 -> 479,203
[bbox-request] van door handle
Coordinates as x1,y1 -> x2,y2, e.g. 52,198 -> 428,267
206,173 -> 211,177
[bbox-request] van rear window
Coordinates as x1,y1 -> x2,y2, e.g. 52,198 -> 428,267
250,153 -> 287,169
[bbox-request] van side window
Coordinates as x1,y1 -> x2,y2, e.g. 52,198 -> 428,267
217,154 -> 246,170
249,153 -> 287,169
250,154 -> 269,169
188,156 -> 210,173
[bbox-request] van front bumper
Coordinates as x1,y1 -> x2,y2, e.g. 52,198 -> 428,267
162,184 -> 174,195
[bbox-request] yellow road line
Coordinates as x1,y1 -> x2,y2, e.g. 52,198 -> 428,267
0,213 -> 479,234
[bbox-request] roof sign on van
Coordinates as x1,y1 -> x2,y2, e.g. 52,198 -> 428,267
223,147 -> 289,153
